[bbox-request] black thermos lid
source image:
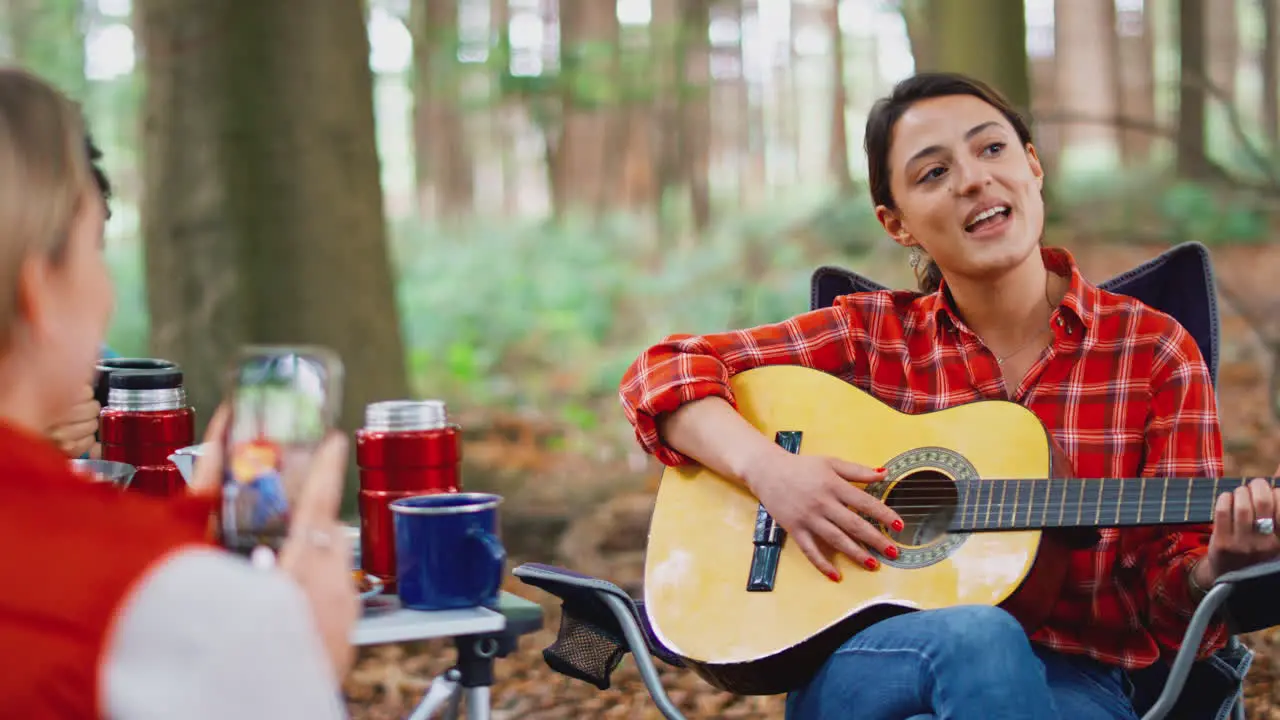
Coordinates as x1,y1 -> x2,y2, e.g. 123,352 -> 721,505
95,358 -> 180,407
108,367 -> 184,391
96,357 -> 178,373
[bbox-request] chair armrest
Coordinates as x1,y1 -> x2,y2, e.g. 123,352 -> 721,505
1139,559 -> 1280,720
513,563 -> 639,645
513,563 -> 688,720
1215,557 -> 1280,633
512,563 -> 684,663
1140,580 -> 1238,720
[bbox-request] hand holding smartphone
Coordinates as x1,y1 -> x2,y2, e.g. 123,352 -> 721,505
218,345 -> 344,557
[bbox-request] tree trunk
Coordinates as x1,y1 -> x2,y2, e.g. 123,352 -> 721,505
827,0 -> 853,192
1114,1 -> 1156,164
135,0 -> 240,427
651,0 -> 682,220
782,4 -> 801,185
1054,0 -> 1121,171
1177,0 -> 1209,178
679,0 -> 712,234
740,0 -> 767,206
899,0 -> 935,72
729,0 -> 755,207
410,0 -> 475,221
611,22 -> 657,211
552,0 -> 618,218
1262,0 -> 1279,156
1205,0 -> 1238,104
136,0 -> 409,497
929,0 -> 1031,114
492,0 -> 522,217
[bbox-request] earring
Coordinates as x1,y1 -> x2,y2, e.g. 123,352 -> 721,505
908,247 -> 922,269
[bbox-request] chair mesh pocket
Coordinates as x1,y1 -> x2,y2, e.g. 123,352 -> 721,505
542,605 -> 630,690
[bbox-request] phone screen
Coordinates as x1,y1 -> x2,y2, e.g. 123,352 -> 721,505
219,345 -> 344,556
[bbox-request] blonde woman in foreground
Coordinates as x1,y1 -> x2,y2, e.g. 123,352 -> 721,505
0,68 -> 357,720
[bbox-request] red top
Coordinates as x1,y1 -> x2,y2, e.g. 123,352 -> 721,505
0,419 -> 215,718
619,247 -> 1225,670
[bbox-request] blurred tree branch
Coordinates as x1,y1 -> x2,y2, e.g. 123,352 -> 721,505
1182,70 -> 1280,186
1035,105 -> 1280,201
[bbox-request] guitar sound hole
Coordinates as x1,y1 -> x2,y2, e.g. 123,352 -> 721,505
883,470 -> 958,547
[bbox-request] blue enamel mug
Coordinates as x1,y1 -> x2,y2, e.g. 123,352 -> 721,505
390,492 -> 507,611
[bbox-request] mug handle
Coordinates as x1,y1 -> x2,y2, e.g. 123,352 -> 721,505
466,526 -> 507,601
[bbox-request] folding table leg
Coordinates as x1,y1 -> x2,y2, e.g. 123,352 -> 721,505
406,669 -> 460,720
404,632 -> 499,720
454,633 -> 500,720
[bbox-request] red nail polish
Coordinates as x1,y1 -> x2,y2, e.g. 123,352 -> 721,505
864,557 -> 879,571
826,570 -> 841,582
884,545 -> 899,560
875,467 -> 887,474
891,519 -> 904,532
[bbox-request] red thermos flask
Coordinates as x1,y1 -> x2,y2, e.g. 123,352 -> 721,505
357,400 -> 461,591
99,365 -> 195,497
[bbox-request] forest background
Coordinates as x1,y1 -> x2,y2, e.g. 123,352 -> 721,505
6,0 -> 1280,716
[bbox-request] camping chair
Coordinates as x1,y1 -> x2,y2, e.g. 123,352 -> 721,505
514,241 -> 1280,720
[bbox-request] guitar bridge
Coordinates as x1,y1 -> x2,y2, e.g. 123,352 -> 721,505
746,430 -> 802,592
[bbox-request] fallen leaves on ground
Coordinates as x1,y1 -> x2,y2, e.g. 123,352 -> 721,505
343,594 -> 1280,720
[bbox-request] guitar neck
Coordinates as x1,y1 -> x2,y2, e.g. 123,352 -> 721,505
949,476 -> 1277,532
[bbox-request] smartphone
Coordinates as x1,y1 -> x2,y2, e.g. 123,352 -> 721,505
218,345 -> 344,557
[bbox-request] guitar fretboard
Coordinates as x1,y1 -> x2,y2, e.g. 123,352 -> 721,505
948,476 -> 1276,531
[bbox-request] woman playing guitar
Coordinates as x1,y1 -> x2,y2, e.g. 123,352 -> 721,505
619,73 -> 1280,719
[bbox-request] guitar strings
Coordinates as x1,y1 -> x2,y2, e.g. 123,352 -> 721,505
840,484 -> 1245,524
844,497 -> 1228,527
856,494 -> 1234,506
793,479 -> 1276,525
857,498 -> 1231,512
848,480 -> 1261,507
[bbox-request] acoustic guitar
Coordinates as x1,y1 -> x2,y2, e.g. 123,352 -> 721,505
643,364 -> 1265,696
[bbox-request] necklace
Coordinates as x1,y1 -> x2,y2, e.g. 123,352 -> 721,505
995,271 -> 1056,366
995,330 -> 1049,365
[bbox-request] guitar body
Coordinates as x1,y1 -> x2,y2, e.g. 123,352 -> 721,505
643,365 -> 1072,696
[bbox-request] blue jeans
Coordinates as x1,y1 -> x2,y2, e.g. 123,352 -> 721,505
785,605 -> 1139,720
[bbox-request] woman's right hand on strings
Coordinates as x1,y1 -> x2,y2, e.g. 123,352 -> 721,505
741,445 -> 904,581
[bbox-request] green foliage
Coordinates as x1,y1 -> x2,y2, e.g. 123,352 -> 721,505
1048,160 -> 1274,247
389,198 -> 888,426
483,22 -> 711,114
801,187 -> 884,257
103,212 -> 149,357
90,71 -> 155,358
560,39 -> 623,109
392,215 -> 638,408
1155,181 -> 1270,245
3,0 -> 87,101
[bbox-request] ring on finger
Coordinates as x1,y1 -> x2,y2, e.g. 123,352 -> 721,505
304,528 -> 337,549
1254,517 -> 1275,535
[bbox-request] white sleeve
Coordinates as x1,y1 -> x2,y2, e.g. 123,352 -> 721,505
102,547 -> 348,720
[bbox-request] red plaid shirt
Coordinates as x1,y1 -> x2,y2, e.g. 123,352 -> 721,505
619,247 -> 1225,670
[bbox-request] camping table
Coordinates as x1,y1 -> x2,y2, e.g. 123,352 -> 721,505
353,591 -> 545,720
